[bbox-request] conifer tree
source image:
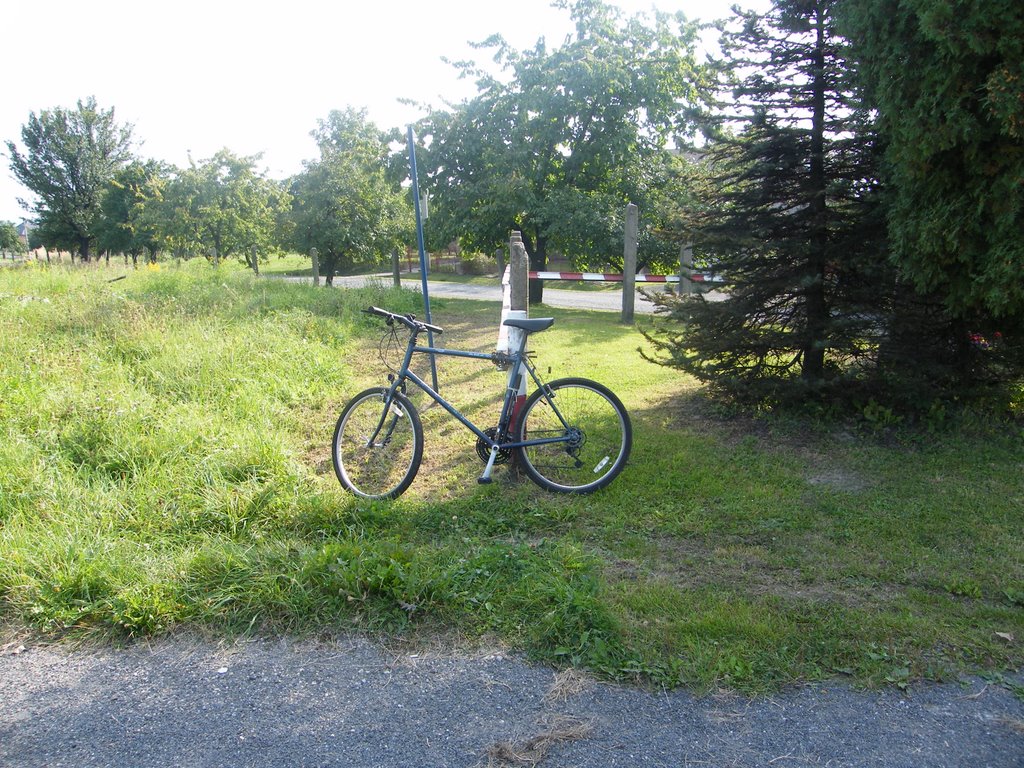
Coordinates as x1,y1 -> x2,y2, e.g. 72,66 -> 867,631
645,0 -> 887,401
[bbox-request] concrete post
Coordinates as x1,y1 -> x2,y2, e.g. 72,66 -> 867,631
250,245 -> 259,275
212,246 -> 219,267
311,248 -> 320,286
509,232 -> 528,313
622,203 -> 639,324
680,242 -> 695,296
391,250 -> 401,288
495,248 -> 505,277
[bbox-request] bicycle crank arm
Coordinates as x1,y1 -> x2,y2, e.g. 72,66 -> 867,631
477,444 -> 501,484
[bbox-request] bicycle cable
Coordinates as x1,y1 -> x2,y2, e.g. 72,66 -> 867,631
377,323 -> 403,375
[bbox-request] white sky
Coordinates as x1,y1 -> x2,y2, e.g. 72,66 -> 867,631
1,0 -> 766,223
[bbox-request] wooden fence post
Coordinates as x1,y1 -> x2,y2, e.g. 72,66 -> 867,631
311,248 -> 320,286
621,203 -> 639,324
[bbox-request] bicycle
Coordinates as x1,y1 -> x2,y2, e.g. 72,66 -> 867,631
332,306 -> 632,500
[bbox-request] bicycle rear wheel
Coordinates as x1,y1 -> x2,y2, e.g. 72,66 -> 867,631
332,387 -> 423,500
516,378 -> 631,493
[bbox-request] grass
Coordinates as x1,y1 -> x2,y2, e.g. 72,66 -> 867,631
1,259 -> 1021,695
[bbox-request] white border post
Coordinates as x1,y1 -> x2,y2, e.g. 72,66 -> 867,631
507,231 -> 530,397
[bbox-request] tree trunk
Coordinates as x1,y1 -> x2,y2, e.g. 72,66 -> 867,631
520,230 -> 547,305
801,4 -> 829,385
323,253 -> 337,286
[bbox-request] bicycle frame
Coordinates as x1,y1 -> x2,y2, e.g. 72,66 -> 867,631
373,327 -> 571,458
336,307 -> 632,497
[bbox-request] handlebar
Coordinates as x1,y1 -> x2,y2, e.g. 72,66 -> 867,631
363,306 -> 443,335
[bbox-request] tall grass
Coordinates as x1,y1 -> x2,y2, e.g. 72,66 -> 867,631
1,260 -> 1021,694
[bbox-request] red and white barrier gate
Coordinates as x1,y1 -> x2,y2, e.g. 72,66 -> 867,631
528,271 -> 722,284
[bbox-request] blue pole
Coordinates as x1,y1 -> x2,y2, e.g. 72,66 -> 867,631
407,126 -> 439,392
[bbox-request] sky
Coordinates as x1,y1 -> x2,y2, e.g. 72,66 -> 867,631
1,0 -> 767,224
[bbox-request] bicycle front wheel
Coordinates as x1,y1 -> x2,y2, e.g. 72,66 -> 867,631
332,387 -> 423,500
516,378 -> 632,493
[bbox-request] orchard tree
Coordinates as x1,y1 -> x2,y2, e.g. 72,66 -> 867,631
0,221 -> 26,257
158,149 -> 288,265
5,97 -> 133,260
289,108 -> 412,285
414,0 -> 705,303
645,0 -> 887,399
95,160 -> 167,266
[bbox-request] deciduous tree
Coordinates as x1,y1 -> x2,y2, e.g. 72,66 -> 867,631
288,109 -> 412,285
95,160 -> 167,266
158,149 -> 288,265
414,0 -> 705,303
0,221 -> 26,256
5,97 -> 133,260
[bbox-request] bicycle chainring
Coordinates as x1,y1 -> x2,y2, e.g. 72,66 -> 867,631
476,427 -> 513,465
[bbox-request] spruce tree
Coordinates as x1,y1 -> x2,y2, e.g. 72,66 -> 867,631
645,0 -> 887,402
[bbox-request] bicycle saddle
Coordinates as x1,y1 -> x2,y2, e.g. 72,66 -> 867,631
502,317 -> 555,333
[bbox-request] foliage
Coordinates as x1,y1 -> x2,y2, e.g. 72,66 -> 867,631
5,97 -> 134,260
412,0 -> 706,303
156,149 -> 289,265
841,0 -> 1024,323
95,160 -> 168,265
0,221 -> 26,255
288,108 -> 413,285
644,0 -> 888,401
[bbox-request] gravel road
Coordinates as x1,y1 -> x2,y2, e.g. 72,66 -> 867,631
3,637 -> 1021,768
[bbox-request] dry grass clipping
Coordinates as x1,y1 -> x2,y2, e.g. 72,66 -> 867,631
543,669 -> 593,705
484,714 -> 595,767
999,717 -> 1024,735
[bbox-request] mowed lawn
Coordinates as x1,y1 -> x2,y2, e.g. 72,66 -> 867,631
1,261 -> 1021,694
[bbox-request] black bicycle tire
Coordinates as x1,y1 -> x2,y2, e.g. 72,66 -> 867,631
515,377 -> 632,493
332,387 -> 423,500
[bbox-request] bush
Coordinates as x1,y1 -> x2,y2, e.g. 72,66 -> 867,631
457,253 -> 495,276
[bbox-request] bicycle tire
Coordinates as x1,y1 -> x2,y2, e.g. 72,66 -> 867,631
332,387 -> 423,500
516,378 -> 632,493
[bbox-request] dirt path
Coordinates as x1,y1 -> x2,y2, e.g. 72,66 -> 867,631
2,637 -> 1021,767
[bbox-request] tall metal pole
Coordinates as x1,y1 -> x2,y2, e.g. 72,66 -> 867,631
407,126 -> 439,392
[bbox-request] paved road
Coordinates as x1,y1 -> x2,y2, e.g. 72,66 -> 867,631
290,273 -> 671,314
3,637 -> 1022,768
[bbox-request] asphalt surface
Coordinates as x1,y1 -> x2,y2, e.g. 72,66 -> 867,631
2,637 -> 1022,767
298,273 -> 670,314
